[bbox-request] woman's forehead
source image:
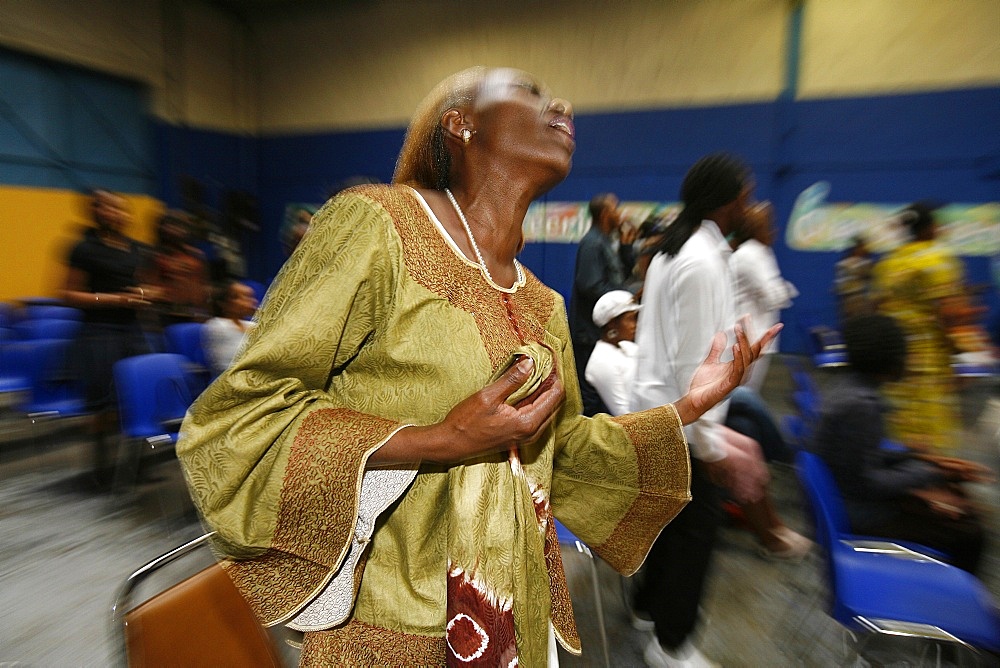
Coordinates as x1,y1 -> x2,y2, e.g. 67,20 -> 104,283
475,68 -> 548,103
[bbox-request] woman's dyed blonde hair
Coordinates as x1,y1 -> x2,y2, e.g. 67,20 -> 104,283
393,67 -> 486,190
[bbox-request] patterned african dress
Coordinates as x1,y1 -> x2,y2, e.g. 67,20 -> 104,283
177,184 -> 691,667
872,239 -> 964,452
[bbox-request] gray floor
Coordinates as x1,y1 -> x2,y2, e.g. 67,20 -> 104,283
1,357 -> 997,667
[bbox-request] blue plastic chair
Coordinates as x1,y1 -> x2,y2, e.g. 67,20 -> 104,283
0,342 -> 31,410
112,353 -> 193,493
24,305 -> 84,321
8,338 -> 87,419
781,414 -> 812,453
792,389 -> 821,426
796,450 -> 1000,658
0,302 -> 16,328
163,322 -> 210,394
814,350 -> 849,368
13,318 -> 82,341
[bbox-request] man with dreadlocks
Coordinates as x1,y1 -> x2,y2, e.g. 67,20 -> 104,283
631,153 -> 777,667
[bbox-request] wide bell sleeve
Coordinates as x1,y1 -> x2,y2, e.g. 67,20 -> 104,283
176,191 -> 413,624
547,306 -> 691,577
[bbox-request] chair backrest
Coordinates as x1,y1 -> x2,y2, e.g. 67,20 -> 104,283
164,322 -> 207,367
781,414 -> 812,453
0,302 -> 16,328
6,338 -> 85,414
0,342 -> 31,400
14,318 -> 82,341
114,534 -> 284,668
114,354 -> 193,439
793,389 -> 821,425
24,305 -> 84,321
795,450 -> 851,551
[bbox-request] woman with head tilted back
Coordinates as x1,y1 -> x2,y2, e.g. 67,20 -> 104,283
177,67 -> 777,666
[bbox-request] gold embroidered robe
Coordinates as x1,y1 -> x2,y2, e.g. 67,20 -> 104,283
176,184 -> 691,666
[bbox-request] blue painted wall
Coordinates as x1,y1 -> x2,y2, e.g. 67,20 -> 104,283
0,47 -> 154,193
246,86 -> 1000,353
3,46 -> 996,352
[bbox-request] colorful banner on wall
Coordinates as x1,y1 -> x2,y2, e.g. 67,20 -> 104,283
785,182 -> 1000,256
287,200 -> 680,244
522,201 -> 680,243
288,183 -> 1000,256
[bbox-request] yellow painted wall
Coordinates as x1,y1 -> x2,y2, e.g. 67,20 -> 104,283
255,0 -> 789,132
4,1 -> 999,133
800,0 -> 1000,97
0,187 -> 163,303
254,0 -> 1000,132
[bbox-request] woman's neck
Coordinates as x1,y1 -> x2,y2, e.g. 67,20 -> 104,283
422,180 -> 535,287
450,181 -> 531,263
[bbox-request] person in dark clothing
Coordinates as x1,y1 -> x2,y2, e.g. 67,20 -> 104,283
569,192 -> 633,415
62,189 -> 159,484
812,313 -> 992,573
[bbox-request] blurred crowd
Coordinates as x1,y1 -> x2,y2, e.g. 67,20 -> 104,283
568,160 -> 997,666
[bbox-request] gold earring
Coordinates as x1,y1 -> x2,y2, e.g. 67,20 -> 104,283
461,129 -> 473,144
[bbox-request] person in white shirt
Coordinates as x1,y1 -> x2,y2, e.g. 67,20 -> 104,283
202,280 -> 258,377
585,290 -> 641,416
729,202 -> 797,391
631,154 -> 801,668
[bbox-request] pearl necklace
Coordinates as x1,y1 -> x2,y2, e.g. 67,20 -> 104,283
445,188 -> 525,290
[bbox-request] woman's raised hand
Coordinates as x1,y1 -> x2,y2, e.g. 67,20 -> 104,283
370,358 -> 565,465
673,318 -> 782,426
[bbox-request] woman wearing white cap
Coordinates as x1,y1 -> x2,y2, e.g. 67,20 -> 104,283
585,290 -> 642,416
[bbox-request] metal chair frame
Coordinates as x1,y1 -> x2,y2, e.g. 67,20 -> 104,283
554,519 -> 611,668
111,532 -> 284,667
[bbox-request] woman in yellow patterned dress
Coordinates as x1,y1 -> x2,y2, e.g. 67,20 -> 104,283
872,201 -> 966,452
176,67 -> 777,666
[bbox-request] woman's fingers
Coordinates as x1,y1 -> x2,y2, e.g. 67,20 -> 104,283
516,375 -> 565,442
704,331 -> 727,365
454,359 -> 564,454
480,355 -> 535,406
753,323 -> 783,358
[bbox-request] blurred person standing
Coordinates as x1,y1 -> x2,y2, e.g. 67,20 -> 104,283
835,235 -> 875,323
627,215 -> 669,297
61,189 -> 158,485
569,193 -> 634,415
729,201 -> 797,392
872,201 -> 967,453
151,210 -> 211,327
202,279 -> 258,377
632,154 -> 798,668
